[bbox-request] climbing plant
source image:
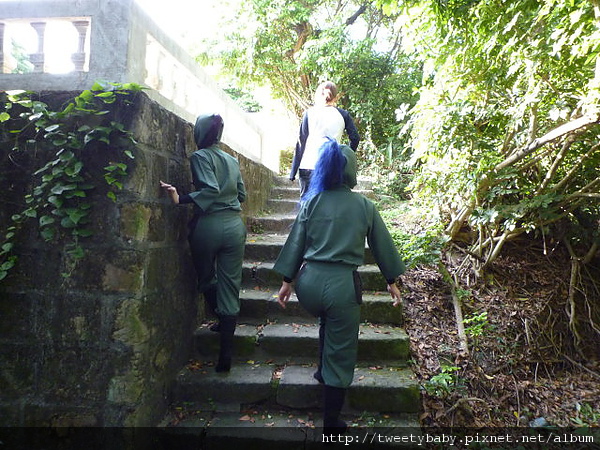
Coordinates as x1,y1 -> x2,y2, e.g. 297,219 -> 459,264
0,81 -> 142,281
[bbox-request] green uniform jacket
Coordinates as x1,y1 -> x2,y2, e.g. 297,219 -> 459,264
188,145 -> 246,214
274,185 -> 405,282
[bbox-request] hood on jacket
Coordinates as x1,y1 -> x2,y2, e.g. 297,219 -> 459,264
340,144 -> 357,189
194,113 -> 224,149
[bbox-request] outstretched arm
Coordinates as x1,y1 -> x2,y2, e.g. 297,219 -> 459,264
160,180 -> 180,204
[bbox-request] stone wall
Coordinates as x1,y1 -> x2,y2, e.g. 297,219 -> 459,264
0,91 -> 273,426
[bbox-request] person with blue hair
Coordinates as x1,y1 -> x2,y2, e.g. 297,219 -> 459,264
274,138 -> 405,436
160,113 -> 246,373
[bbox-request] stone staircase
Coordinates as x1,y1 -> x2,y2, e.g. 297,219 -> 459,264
157,176 -> 422,448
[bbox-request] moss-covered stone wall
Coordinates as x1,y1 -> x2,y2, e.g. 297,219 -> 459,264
0,91 -> 273,426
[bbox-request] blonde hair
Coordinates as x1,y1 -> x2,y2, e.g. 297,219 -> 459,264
315,81 -> 338,104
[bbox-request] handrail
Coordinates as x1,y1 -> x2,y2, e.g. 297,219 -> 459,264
0,0 -> 291,172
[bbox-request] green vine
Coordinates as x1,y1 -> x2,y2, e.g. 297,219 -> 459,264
0,81 -> 143,281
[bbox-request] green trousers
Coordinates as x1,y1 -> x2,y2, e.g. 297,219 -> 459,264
295,261 -> 361,388
188,210 -> 246,317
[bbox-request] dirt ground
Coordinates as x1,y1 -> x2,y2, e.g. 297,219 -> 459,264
401,240 -> 600,430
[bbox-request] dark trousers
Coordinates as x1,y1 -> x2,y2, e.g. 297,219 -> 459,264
295,261 -> 361,388
189,210 -> 246,316
298,169 -> 312,198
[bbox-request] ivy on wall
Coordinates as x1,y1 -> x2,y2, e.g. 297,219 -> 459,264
0,81 -> 143,281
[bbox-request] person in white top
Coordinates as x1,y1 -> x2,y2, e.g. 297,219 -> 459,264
289,81 -> 360,198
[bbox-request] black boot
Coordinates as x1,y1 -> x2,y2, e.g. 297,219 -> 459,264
314,322 -> 325,384
322,385 -> 347,437
203,286 -> 220,332
215,315 -> 237,373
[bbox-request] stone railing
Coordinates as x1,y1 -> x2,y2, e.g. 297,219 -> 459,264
0,0 -> 290,172
0,17 -> 90,73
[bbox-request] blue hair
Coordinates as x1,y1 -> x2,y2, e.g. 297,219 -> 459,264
301,137 -> 346,203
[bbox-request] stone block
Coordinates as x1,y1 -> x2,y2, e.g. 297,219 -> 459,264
276,365 -> 321,409
171,364 -> 275,406
100,250 -> 145,292
0,343 -> 36,402
193,324 -> 259,359
349,368 -> 421,413
119,202 -> 152,241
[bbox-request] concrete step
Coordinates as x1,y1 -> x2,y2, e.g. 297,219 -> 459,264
236,288 -> 404,325
193,322 -> 410,364
244,233 -> 288,261
170,363 -> 420,415
243,261 -> 387,291
273,175 -> 375,191
273,175 -> 293,186
259,323 -> 410,362
278,365 -> 420,412
158,408 -> 421,449
244,233 -> 377,264
270,186 -> 299,201
246,214 -> 296,234
266,198 -> 300,215
268,183 -> 376,204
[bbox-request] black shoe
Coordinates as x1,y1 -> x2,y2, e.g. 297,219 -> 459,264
215,315 -> 236,373
313,370 -> 324,384
315,322 -> 325,383
323,385 -> 347,436
323,419 -> 348,437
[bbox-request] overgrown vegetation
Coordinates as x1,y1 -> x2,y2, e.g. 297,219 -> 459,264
375,0 -> 600,359
195,0 -> 422,184
403,246 -> 600,429
0,81 -> 142,281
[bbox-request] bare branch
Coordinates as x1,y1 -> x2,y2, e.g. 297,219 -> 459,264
569,193 -> 600,199
583,242 -> 599,265
526,103 -> 539,147
346,4 -> 368,26
563,353 -> 600,380
495,114 -> 600,172
438,263 -> 469,354
566,177 -> 600,201
535,136 -> 574,195
553,142 -> 600,192
445,397 -> 488,415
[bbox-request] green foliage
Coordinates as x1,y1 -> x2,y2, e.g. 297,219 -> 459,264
10,39 -> 34,74
298,28 -> 422,149
223,86 -> 263,112
571,402 -> 600,428
380,203 -> 448,267
424,364 -> 463,398
373,170 -> 413,199
196,0 -> 422,174
392,228 -> 448,268
279,148 -> 294,176
0,81 -> 141,281
388,0 -> 600,270
463,310 -> 491,349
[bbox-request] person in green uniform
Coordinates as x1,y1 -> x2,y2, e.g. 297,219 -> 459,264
274,137 -> 404,435
160,113 -> 247,373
